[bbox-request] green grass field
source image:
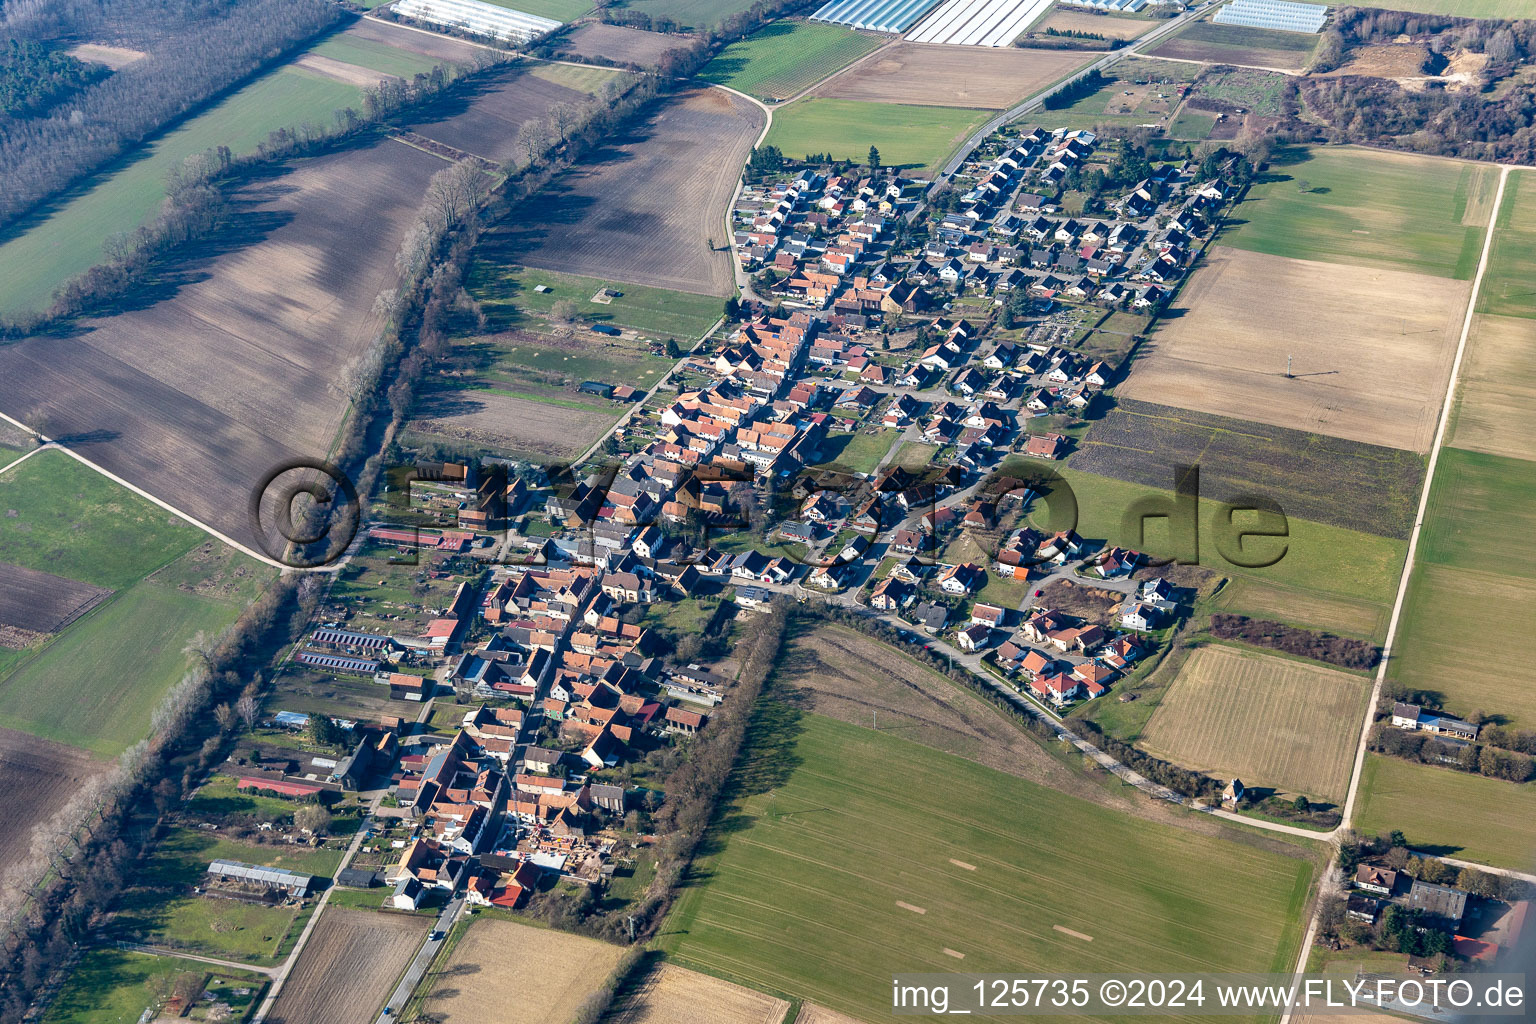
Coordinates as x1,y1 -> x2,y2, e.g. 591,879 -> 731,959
664,711 -> 1315,1020
1391,563 -> 1536,726
1339,0 -> 1531,15
1042,465 -> 1406,609
307,34 -> 444,79
603,0 -> 760,30
0,544 -> 271,756
187,774 -> 308,822
816,429 -> 899,476
481,0 -> 592,19
1418,447 -> 1536,578
0,450 -> 202,589
764,99 -> 991,174
1222,146 -> 1497,280
1167,108 -> 1215,141
0,67 -> 362,316
113,829 -> 342,963
702,21 -> 882,101
468,264 -> 724,340
1478,169 -> 1536,319
1191,66 -> 1288,117
1355,755 -> 1536,871
42,949 -> 266,1024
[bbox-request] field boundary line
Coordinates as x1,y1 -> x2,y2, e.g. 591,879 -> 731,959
1339,163 -> 1511,830
1276,163 -> 1513,1024
0,443 -> 48,477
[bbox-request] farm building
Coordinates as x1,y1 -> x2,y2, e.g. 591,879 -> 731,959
390,0 -> 561,42
237,777 -> 323,800
1211,0 -> 1328,33
310,627 -> 394,653
207,859 -> 317,896
297,650 -> 379,675
579,381 -> 615,398
811,0 -> 945,33
907,0 -> 1054,47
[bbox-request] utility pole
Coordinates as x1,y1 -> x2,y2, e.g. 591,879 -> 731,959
1285,354 -> 1293,379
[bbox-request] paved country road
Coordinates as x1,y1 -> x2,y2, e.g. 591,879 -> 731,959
376,896 -> 466,1022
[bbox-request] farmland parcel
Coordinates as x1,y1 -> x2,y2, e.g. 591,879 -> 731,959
1140,644 -> 1371,804
765,99 -> 990,174
612,963 -> 789,1024
1355,755 -> 1536,872
0,59 -> 606,553
703,21 -> 883,101
813,42 -> 1097,109
1119,247 -> 1468,452
487,88 -> 762,296
267,908 -> 429,1024
664,712 -> 1314,1022
420,916 -> 626,1023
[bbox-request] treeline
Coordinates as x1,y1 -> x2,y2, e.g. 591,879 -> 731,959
22,59 -> 494,334
1369,723 -> 1534,783
1075,717 -> 1222,800
1023,28 -> 1125,51
0,574 -> 323,1022
1209,614 -> 1380,669
1314,6 -> 1536,74
1300,75 -> 1536,164
0,38 -> 104,116
1044,69 -> 1107,110
0,0 -> 343,230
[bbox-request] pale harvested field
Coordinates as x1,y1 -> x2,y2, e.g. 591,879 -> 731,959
796,1006 -> 868,1024
347,16 -> 486,62
408,387 -> 619,460
555,22 -> 689,67
776,624 -> 1086,794
1123,247 -> 1468,453
1034,9 -> 1152,39
1450,314 -> 1536,462
612,963 -> 787,1024
497,88 -> 762,295
293,52 -> 397,88
267,908 -> 428,1024
816,43 -> 1098,109
68,43 -> 147,68
0,729 -> 104,871
1141,644 -> 1370,804
422,916 -> 625,1024
0,141 -> 448,553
